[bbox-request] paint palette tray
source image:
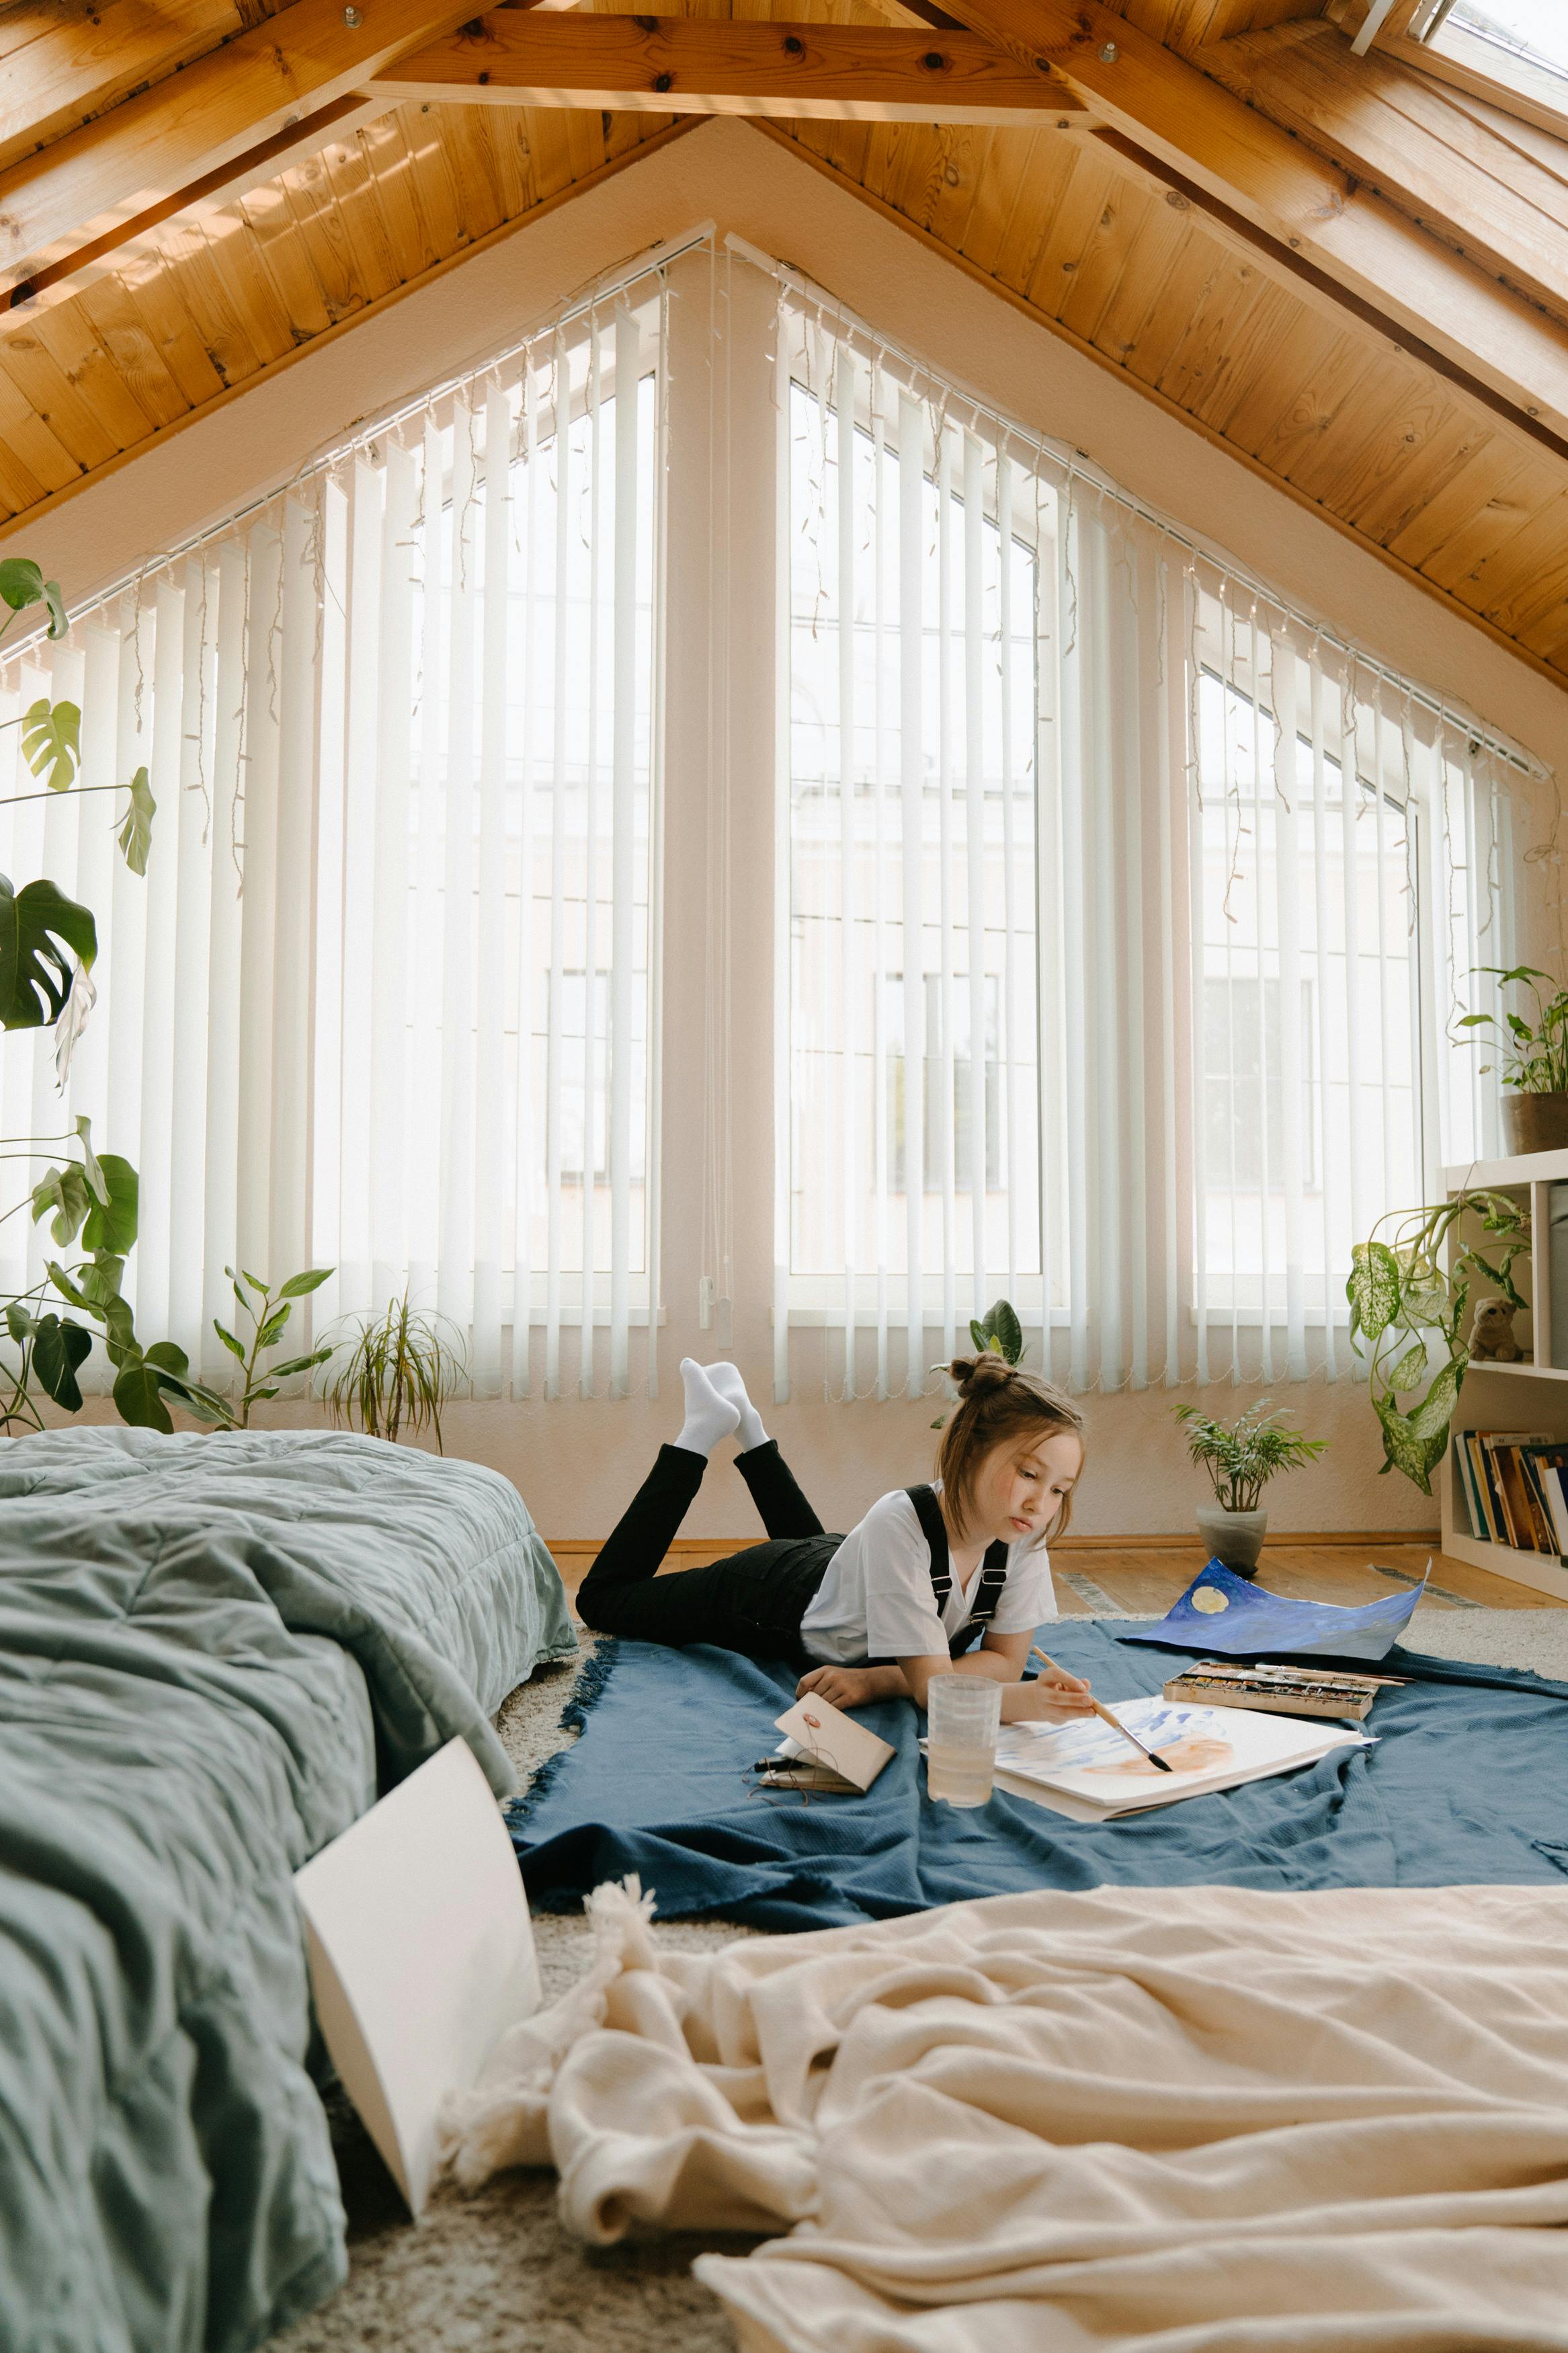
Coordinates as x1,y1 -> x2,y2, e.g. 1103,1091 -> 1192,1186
1160,1660 -> 1399,1722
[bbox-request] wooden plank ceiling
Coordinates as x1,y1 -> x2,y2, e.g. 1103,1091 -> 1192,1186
1,0 -> 1567,684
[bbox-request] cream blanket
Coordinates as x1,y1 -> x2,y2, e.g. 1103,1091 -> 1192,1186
442,1882 -> 1568,2350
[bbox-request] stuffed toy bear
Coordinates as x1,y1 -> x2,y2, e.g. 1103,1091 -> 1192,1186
1469,1297 -> 1524,1363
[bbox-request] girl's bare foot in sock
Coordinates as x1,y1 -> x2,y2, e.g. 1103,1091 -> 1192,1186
675,1358 -> 740,1456
705,1361 -> 767,1453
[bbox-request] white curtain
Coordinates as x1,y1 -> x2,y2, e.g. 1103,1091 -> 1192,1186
776,289 -> 1553,1397
0,292 -> 664,1400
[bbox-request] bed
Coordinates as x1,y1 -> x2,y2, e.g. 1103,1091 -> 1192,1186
0,1425 -> 575,2353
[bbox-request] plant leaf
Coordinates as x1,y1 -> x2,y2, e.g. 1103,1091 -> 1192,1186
30,1314 -> 92,1411
112,1357 -> 174,1433
30,1160 -> 93,1247
255,1308 -> 291,1349
19,698 -> 80,793
51,957 -> 97,1088
116,765 -> 155,876
1388,1339 -> 1429,1393
212,1320 -> 247,1363
5,1302 -> 31,1343
81,1154 -> 137,1257
172,1380 -> 235,1427
79,1253 -> 126,1312
276,1266 -> 334,1302
1348,1241 -> 1401,1348
247,1384 -> 280,1403
968,1318 -> 987,1354
266,1348 -> 333,1379
46,1259 -> 93,1314
985,1297 -> 1024,1365
0,873 -> 97,1031
0,559 -> 63,634
143,1339 -> 190,1379
74,1115 -> 107,1204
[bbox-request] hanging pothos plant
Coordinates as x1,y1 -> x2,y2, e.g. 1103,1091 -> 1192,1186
1348,1189 -> 1529,1494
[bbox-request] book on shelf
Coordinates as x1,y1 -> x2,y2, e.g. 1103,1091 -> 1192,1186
1522,1444 -> 1568,1558
1458,1431 -> 1559,1556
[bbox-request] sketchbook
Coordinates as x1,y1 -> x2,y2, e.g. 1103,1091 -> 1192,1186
988,1696 -> 1372,1821
770,1695 -> 896,1793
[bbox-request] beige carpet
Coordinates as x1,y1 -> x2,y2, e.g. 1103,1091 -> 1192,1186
272,1609 -> 1565,2352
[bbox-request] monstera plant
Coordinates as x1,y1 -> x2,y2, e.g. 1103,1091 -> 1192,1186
0,554 -> 181,1433
1348,1189 -> 1529,1494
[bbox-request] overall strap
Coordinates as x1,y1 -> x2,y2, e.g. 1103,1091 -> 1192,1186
905,1486 -> 1011,1659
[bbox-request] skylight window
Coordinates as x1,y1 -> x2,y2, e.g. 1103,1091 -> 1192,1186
1410,1 -> 1568,124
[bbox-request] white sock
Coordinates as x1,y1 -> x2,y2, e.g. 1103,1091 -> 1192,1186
706,1361 -> 767,1453
675,1357 -> 739,1457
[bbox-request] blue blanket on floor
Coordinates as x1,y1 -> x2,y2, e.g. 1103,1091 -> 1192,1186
507,1622 -> 1568,1932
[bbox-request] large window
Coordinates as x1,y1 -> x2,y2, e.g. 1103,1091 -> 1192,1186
783,349 -> 1051,1380
0,245 -> 1545,1408
1193,661 -> 1424,1330
0,300 -> 662,1401
778,304 -> 1529,1394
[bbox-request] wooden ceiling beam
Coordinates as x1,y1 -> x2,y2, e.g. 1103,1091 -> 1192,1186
0,3 -> 267,180
0,0 -> 496,298
370,15 -> 1090,126
1200,26 -> 1568,333
1087,126 -> 1568,468
937,0 -> 1568,450
0,95 -> 395,319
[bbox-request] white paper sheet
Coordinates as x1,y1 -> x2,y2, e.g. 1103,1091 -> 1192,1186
294,1737 -> 540,2217
989,1698 -> 1372,1817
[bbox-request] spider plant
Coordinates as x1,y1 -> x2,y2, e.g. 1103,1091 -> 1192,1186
321,1293 -> 468,1451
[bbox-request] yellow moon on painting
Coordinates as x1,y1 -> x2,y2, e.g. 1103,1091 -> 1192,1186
1191,1587 -> 1230,1614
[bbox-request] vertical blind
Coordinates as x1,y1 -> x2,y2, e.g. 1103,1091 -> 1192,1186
1,234 -> 1553,1413
0,290 -> 664,1398
778,286 -> 1552,1397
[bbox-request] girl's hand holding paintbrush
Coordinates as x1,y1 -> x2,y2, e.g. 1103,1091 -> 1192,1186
1029,1645 -> 1175,1770
1012,1648 -> 1097,1722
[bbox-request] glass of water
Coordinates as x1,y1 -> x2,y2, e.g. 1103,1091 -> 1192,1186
925,1675 -> 1002,1808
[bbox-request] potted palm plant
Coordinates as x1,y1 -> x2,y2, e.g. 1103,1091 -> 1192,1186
1460,964 -> 1568,1155
1173,1400 -> 1327,1576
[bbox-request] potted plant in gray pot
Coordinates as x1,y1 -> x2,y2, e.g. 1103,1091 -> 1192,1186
1460,964 -> 1568,1156
1173,1400 -> 1327,1577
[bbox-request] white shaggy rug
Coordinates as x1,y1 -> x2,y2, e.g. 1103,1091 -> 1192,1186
272,1608 -> 1565,2351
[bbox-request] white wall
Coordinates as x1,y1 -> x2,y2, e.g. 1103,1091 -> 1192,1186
15,118 -> 1568,1539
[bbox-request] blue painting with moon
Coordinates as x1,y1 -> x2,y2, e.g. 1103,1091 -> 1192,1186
1120,1560 -> 1427,1662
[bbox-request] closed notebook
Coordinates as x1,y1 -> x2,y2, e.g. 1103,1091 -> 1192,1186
772,1696 -> 895,1792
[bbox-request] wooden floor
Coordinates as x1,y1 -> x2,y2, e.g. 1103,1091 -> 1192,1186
546,1536 -> 1566,1613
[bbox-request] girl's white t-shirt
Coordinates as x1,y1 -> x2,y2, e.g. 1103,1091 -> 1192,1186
796,1484 -> 1057,1666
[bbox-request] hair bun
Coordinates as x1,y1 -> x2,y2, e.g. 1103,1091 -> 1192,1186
948,1351 -> 1018,1396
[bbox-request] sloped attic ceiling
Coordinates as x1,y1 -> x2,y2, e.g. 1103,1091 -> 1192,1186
1,0 -> 1567,682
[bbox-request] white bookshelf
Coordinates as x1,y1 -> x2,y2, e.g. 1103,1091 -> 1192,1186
1439,1149 -> 1568,1600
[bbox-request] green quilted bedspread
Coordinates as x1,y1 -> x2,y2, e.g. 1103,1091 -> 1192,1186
0,1427 -> 575,2353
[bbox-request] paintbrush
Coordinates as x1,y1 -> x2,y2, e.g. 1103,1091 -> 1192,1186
1030,1645 -> 1174,1773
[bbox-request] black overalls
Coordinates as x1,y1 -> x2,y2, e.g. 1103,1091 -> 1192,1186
576,1438 -> 1010,1668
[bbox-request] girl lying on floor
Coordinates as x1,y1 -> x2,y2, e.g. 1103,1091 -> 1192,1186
575,1353 -> 1096,1722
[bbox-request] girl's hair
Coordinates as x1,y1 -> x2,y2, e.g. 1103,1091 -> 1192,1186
936,1355 -> 1085,1546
